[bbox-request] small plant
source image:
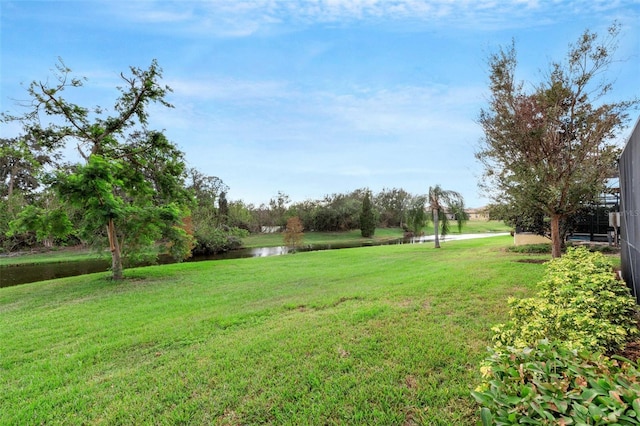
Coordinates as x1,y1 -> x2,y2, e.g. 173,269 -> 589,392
493,247 -> 638,353
506,244 -> 552,254
472,340 -> 640,425
283,216 -> 304,251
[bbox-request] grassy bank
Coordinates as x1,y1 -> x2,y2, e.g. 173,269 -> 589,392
0,247 -> 110,267
0,221 -> 510,266
243,220 -> 510,248
241,227 -> 405,248
0,235 -> 545,424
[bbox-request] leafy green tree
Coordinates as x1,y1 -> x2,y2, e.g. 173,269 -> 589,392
186,168 -> 228,212
406,195 -> 428,236
288,199 -> 320,231
0,193 -> 28,252
359,190 -> 376,237
185,172 -> 246,254
374,187 -> 410,228
268,191 -> 291,227
0,136 -> 58,198
227,200 -> 258,232
428,185 -> 465,248
218,191 -> 229,224
477,23 -> 637,258
8,204 -> 73,248
5,59 -> 192,279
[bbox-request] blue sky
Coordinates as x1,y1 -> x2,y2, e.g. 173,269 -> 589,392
1,1 -> 639,208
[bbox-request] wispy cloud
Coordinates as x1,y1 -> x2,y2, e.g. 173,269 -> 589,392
107,0 -> 639,36
155,74 -> 484,146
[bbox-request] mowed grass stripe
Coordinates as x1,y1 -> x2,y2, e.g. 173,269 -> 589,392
0,236 -> 546,425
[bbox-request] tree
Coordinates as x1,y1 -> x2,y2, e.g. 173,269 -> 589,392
0,136 -> 59,199
428,185 -> 465,248
477,23 -> 637,258
360,190 -> 376,237
268,191 -> 291,227
374,187 -> 410,228
218,191 -> 229,224
186,168 -> 228,211
185,172 -> 246,255
5,59 -> 192,279
283,216 -> 304,251
8,204 -> 73,248
406,195 -> 428,236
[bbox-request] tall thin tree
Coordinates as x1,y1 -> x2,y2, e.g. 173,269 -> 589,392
428,185 -> 465,248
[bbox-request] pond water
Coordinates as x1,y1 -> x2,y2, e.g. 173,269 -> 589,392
0,233 -> 508,288
0,239 -> 409,288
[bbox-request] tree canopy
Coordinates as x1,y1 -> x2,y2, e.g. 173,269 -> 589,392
476,23 -> 637,257
428,185 -> 466,249
359,190 -> 376,238
3,59 -> 192,279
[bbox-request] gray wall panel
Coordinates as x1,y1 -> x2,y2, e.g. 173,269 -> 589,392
619,117 -> 640,303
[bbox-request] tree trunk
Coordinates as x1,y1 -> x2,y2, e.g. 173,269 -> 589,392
433,209 -> 441,248
550,214 -> 562,258
8,165 -> 16,198
106,218 -> 124,280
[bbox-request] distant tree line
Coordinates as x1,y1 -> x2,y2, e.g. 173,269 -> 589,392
0,58 -> 469,279
0,149 -> 468,253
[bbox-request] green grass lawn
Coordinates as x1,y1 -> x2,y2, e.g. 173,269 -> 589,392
0,247 -> 110,267
0,235 -> 542,425
243,221 -> 510,248
241,227 -> 406,248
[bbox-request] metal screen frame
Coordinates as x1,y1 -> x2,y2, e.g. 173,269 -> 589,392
619,116 -> 640,303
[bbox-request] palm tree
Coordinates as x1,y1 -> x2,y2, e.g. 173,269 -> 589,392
428,185 -> 466,248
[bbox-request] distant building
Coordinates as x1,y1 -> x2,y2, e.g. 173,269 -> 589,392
465,207 -> 489,221
442,207 -> 489,221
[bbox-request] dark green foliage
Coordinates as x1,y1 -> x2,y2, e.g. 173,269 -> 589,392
360,191 -> 376,238
475,247 -> 640,425
506,244 -> 552,254
406,195 -> 428,235
472,341 -> 640,425
4,60 -> 193,279
0,136 -> 58,198
374,187 -> 410,227
53,154 -> 193,263
8,205 -> 73,246
186,172 -> 247,254
428,185 -> 465,248
300,190 -> 365,232
191,224 -> 245,255
218,191 -> 229,224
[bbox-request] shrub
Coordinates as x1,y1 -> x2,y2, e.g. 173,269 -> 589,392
192,225 -> 247,255
492,247 -> 638,353
472,340 -> 640,425
283,216 -> 304,250
507,243 -> 552,254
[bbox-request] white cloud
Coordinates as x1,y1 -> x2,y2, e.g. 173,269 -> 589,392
105,0 -> 640,37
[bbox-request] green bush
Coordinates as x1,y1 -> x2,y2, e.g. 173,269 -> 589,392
192,225 -> 247,255
507,243 -> 552,254
472,340 -> 640,425
492,247 -> 638,353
